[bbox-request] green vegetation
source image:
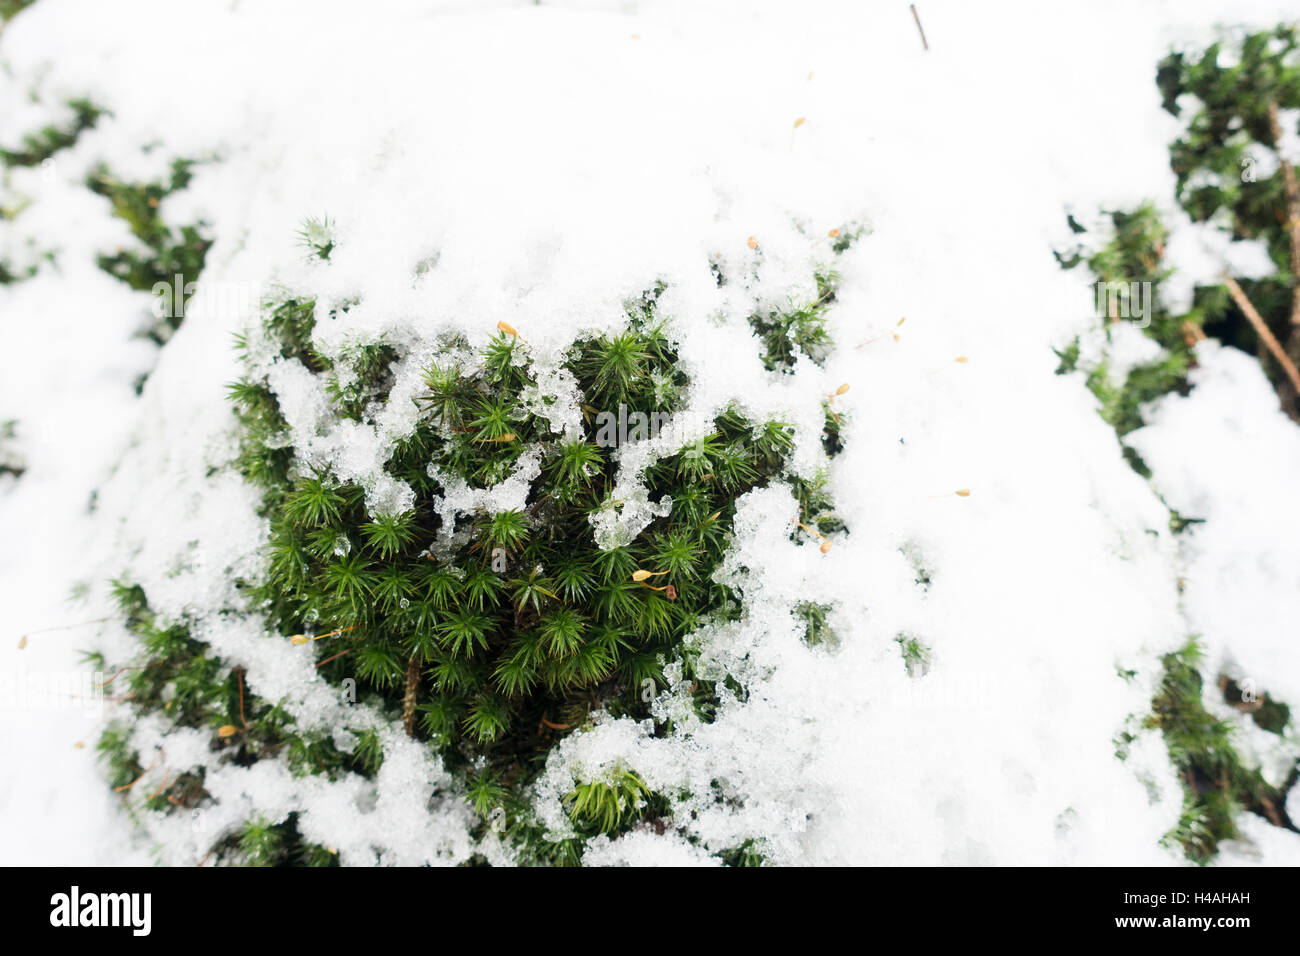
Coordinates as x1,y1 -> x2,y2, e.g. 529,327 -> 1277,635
0,97 -> 101,168
1060,27 -> 1300,862
0,0 -> 34,23
87,160 -> 212,338
100,221 -> 851,864
1149,641 -> 1293,863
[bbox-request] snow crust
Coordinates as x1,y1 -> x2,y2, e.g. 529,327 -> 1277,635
1,0 -> 1298,865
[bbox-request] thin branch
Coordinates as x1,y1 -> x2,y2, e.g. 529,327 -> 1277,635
1222,273 -> 1300,394
314,648 -> 351,669
910,4 -> 929,52
236,666 -> 248,729
1267,102 -> 1300,326
402,654 -> 420,738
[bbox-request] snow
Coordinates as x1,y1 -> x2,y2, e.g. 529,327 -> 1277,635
1130,342 -> 1300,711
2,0 -> 1298,865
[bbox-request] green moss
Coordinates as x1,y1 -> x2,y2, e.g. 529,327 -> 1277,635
0,419 -> 23,478
718,838 -> 766,866
1062,29 -> 1300,862
796,601 -> 835,647
1156,25 -> 1300,418
98,577 -> 378,856
749,268 -> 839,372
240,319 -> 813,761
0,97 -> 101,168
894,633 -> 931,677
1148,640 -> 1291,863
1219,675 -> 1292,736
0,0 -> 33,21
0,97 -> 105,283
564,767 -> 658,835
88,160 -> 212,334
107,227 -> 849,863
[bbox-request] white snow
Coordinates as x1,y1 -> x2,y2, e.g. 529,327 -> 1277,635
1,0 -> 1298,865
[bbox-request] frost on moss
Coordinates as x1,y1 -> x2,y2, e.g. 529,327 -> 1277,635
0,97 -> 100,168
87,159 -> 212,340
0,0 -> 34,23
101,223 -> 850,865
1059,26 -> 1300,863
0,418 -> 23,479
0,97 -> 103,283
1148,641 -> 1294,863
1059,25 -> 1300,434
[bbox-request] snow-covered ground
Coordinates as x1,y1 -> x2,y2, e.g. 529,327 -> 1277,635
1,0 -> 1298,865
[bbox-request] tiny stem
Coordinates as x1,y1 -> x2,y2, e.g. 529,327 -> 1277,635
1222,273 -> 1300,395
402,654 -> 420,738
1267,102 -> 1300,327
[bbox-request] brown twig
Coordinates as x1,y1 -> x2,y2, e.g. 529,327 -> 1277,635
236,667 -> 249,730
402,654 -> 420,738
149,770 -> 172,801
315,648 -> 352,669
114,759 -> 159,793
1222,274 -> 1300,394
910,4 -> 929,52
1267,103 -> 1300,326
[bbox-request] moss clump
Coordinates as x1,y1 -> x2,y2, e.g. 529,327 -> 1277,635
1219,675 -> 1292,736
894,633 -> 931,678
0,419 -> 23,478
105,224 -> 849,863
0,97 -> 101,168
795,600 -> 835,647
1148,640 -> 1293,863
1059,25 -> 1300,445
0,0 -> 33,22
235,296 -> 827,757
1055,202 -> 1194,477
749,267 -> 839,372
88,160 -> 212,329
1,97 -> 104,283
1158,26 -> 1300,418
564,767 -> 659,836
1061,27 -> 1300,863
